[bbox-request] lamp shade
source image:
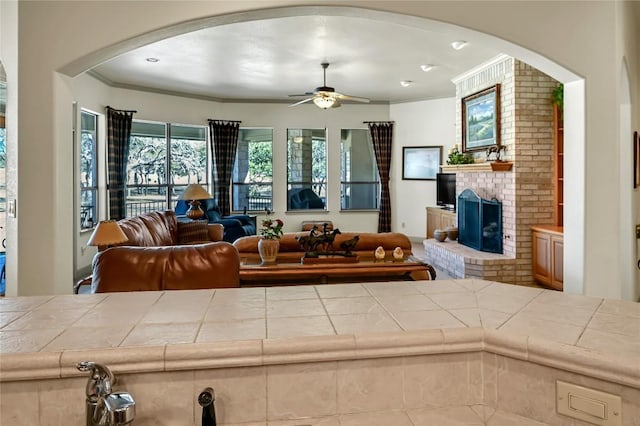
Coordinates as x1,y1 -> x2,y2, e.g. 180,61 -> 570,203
87,220 -> 128,247
180,184 -> 212,200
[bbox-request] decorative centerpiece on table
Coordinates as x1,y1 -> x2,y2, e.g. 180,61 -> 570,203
296,223 -> 360,264
258,210 -> 283,264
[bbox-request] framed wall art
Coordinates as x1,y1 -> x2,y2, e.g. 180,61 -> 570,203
462,84 -> 501,152
402,146 -> 442,180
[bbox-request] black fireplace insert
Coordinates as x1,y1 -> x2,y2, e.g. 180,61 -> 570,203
457,189 -> 503,254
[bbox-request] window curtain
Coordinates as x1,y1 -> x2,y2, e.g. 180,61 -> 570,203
208,119 -> 241,216
106,106 -> 135,220
367,121 -> 394,233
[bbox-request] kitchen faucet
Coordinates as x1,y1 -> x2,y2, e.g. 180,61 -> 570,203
76,361 -> 136,426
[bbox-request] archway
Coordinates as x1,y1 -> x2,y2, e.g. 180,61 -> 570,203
61,5 -> 587,292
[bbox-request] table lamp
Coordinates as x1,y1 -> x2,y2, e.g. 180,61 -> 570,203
87,220 -> 128,252
180,184 -> 212,220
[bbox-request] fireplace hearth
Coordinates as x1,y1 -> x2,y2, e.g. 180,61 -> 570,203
458,189 -> 503,254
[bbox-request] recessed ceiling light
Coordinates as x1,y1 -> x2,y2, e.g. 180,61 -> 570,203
400,80 -> 413,87
145,57 -> 160,63
451,41 -> 468,50
420,64 -> 434,72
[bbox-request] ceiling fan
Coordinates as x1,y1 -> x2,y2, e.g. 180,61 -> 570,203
288,62 -> 370,109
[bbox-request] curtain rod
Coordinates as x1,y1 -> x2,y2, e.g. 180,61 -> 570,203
363,121 -> 395,124
105,106 -> 137,113
207,119 -> 242,123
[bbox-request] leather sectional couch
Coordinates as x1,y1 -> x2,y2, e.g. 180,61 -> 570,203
78,210 -> 240,293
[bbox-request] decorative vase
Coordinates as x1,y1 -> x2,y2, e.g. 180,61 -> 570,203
258,238 -> 279,264
433,229 -> 447,242
446,226 -> 459,241
374,246 -> 386,260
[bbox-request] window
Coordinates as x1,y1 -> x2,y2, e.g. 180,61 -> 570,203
127,121 -> 208,217
340,129 -> 379,210
287,128 -> 327,210
80,111 -> 98,229
232,128 -> 273,212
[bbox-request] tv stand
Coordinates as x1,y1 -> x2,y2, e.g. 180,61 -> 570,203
426,207 -> 457,238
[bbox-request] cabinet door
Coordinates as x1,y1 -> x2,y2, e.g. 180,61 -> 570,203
550,235 -> 564,290
426,209 -> 441,238
532,231 -> 551,285
442,211 -> 456,229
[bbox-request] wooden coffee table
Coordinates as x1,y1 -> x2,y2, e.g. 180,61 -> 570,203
239,256 -> 435,286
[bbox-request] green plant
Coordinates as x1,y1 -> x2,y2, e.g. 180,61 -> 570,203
447,146 -> 474,165
260,210 -> 284,240
551,83 -> 563,109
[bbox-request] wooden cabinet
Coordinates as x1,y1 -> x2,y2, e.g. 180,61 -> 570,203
554,104 -> 564,226
532,225 -> 563,290
426,207 -> 457,238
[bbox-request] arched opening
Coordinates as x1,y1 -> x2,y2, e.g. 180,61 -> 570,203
63,6 -> 586,292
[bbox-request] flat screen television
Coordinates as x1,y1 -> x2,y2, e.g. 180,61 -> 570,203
436,173 -> 456,211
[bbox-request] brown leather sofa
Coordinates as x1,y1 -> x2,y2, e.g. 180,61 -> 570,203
233,232 -> 414,263
90,243 -> 240,293
116,210 -> 223,245
77,210 -> 240,293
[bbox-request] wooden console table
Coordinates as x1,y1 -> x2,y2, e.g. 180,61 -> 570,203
239,257 -> 434,286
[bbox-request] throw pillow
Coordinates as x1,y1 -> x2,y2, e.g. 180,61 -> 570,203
177,221 -> 210,244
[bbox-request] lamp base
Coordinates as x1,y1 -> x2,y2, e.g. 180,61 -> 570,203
186,201 -> 205,220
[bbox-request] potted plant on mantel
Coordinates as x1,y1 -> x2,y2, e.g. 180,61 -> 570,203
447,144 -> 474,165
258,210 -> 284,264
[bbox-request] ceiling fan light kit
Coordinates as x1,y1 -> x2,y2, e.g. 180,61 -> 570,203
313,96 -> 336,109
289,62 -> 370,109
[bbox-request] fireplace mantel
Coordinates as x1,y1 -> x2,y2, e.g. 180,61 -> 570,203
440,161 -> 513,173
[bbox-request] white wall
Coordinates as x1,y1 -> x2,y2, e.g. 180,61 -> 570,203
11,1 -> 639,297
390,98 -> 455,240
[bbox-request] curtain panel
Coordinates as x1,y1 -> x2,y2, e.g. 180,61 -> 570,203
106,107 -> 135,220
367,121 -> 394,233
208,119 -> 241,216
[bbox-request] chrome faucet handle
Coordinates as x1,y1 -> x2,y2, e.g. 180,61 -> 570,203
94,392 -> 136,426
76,361 -> 116,402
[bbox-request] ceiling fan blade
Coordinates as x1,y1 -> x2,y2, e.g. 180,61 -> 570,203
335,93 -> 370,103
288,92 -> 314,97
288,97 -> 315,107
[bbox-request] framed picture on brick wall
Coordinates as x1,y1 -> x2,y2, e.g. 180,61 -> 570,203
462,84 -> 501,152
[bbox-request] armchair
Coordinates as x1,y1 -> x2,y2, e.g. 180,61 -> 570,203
175,199 -> 256,242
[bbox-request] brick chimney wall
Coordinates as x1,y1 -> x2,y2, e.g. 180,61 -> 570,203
454,57 -> 558,285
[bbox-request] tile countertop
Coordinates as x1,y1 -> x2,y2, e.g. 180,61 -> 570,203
0,279 -> 638,387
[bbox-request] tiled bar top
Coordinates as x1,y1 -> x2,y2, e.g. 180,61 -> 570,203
1,279 -> 639,387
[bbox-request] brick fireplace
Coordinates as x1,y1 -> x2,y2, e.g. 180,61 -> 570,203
424,56 -> 558,285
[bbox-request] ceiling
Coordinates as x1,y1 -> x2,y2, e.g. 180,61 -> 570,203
90,15 -> 503,104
